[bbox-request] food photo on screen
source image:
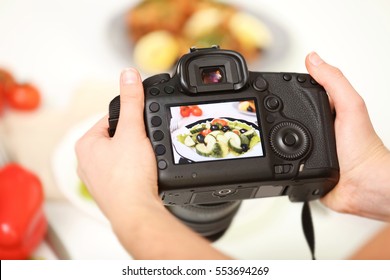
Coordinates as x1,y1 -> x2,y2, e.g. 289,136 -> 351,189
169,100 -> 264,164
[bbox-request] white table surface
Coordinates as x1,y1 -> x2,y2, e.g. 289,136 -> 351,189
1,0 -> 389,259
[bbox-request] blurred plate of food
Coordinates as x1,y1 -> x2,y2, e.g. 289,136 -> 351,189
52,114 -> 109,225
235,100 -> 257,116
108,0 -> 290,74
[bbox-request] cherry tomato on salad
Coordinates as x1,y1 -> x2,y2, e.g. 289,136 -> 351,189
212,118 -> 228,127
6,83 -> 41,111
190,105 -> 203,116
200,129 -> 212,136
180,106 -> 191,117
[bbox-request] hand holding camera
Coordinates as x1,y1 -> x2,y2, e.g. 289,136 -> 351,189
75,49 -> 390,259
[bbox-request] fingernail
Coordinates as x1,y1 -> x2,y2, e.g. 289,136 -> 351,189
121,68 -> 140,85
309,52 -> 324,66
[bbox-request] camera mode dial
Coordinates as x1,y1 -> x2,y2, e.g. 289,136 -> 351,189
270,121 -> 311,160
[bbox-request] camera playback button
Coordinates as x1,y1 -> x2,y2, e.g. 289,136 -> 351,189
149,102 -> 160,112
157,160 -> 168,170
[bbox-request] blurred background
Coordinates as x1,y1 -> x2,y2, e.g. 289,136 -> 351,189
0,0 -> 389,259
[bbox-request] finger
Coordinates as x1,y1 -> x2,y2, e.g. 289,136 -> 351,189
305,52 -> 366,117
115,68 -> 146,138
75,115 -> 109,158
84,115 -> 110,139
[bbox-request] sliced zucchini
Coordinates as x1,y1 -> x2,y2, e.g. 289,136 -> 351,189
239,135 -> 249,145
243,128 -> 256,139
184,135 -> 196,147
204,134 -> 216,146
216,134 -> 228,144
189,124 -> 204,134
210,130 -> 223,137
218,141 -> 229,157
195,143 -> 212,157
249,134 -> 260,149
211,143 -> 223,158
228,138 -> 243,153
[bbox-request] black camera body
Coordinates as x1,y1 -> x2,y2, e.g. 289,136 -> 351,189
109,46 -> 339,204
108,47 -> 339,239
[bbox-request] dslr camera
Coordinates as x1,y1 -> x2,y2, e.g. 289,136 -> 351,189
108,46 -> 339,240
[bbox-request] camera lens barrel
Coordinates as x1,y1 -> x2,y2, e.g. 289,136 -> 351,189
167,201 -> 242,241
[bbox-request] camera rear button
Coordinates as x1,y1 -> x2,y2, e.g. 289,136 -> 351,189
149,102 -> 160,112
253,77 -> 268,91
265,97 -> 280,111
310,78 -> 319,85
153,130 -> 164,141
155,145 -> 166,156
151,116 -> 162,127
149,87 -> 160,96
164,86 -> 175,94
283,74 -> 292,81
157,160 -> 168,170
283,133 -> 297,146
266,114 -> 276,123
297,75 -> 307,83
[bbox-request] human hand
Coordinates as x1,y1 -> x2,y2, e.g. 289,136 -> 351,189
75,68 -> 160,226
75,68 -> 229,259
306,52 -> 390,222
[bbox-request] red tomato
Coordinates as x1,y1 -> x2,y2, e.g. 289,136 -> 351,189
0,69 -> 15,96
0,92 -> 4,115
190,105 -> 203,116
233,129 -> 240,135
180,106 -> 191,117
6,83 -> 41,111
212,118 -> 228,127
200,129 -> 212,136
0,69 -> 15,114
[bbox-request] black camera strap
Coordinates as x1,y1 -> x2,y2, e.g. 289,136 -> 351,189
302,201 -> 316,260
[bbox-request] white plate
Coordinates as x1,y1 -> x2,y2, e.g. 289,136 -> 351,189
52,114 -> 109,224
107,5 -> 290,73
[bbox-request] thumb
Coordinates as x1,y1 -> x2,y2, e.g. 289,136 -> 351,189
305,52 -> 366,118
115,68 -> 146,138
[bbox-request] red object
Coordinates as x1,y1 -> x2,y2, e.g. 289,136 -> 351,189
211,118 -> 228,127
0,164 -> 47,259
6,83 -> 41,111
190,105 -> 202,116
180,106 -> 191,117
200,129 -> 212,136
0,69 -> 15,115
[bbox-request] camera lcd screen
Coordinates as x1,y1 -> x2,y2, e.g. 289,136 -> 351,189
169,100 -> 264,164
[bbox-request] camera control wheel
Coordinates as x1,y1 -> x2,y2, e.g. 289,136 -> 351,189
270,121 -> 311,160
